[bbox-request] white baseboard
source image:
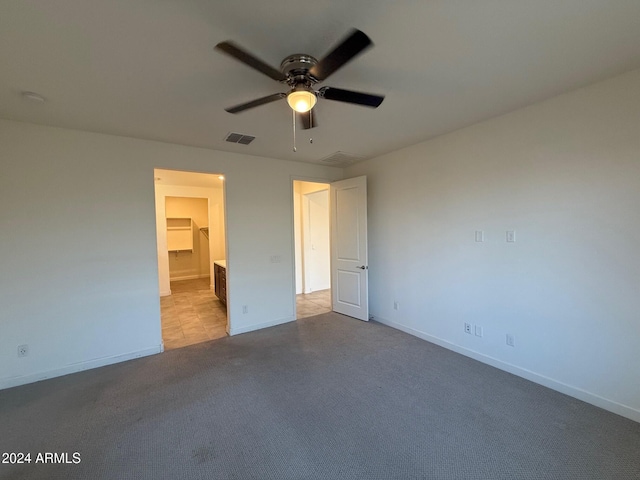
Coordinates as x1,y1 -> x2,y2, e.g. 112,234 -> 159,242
159,289 -> 172,297
373,315 -> 640,424
0,345 -> 163,391
229,315 -> 295,336
170,274 -> 210,282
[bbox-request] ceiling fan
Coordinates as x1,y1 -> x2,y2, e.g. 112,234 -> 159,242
215,29 -> 384,129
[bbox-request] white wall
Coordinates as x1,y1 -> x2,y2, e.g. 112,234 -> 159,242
346,68 -> 640,422
0,119 -> 342,389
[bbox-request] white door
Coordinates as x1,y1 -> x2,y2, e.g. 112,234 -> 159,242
330,176 -> 368,321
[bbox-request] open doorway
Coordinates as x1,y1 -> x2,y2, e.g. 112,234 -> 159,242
293,180 -> 332,319
154,169 -> 227,350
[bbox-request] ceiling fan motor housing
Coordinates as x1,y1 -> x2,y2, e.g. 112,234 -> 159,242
280,54 -> 319,87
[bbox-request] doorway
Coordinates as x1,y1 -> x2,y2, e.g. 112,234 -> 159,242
154,169 -> 228,350
293,180 -> 332,319
293,175 -> 370,322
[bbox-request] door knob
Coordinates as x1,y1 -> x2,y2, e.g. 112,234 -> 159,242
356,265 -> 367,270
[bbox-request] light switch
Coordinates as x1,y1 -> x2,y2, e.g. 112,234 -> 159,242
506,230 -> 516,243
475,230 -> 484,242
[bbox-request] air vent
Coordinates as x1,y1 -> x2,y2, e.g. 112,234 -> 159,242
319,151 -> 364,167
225,132 -> 255,145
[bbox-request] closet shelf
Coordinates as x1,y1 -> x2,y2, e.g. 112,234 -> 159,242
166,217 -> 194,252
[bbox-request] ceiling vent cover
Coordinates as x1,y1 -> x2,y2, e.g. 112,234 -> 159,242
319,151 -> 364,167
225,132 -> 255,145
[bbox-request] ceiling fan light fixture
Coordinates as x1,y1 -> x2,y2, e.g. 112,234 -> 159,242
287,87 -> 317,113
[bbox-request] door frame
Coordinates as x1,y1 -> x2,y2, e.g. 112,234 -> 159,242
290,175 -> 368,321
301,187 -> 331,294
291,176 -> 333,318
154,170 -> 229,340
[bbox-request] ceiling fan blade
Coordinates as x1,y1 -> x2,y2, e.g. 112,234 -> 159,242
319,87 -> 384,108
225,93 -> 286,113
298,110 -> 319,130
309,29 -> 373,81
215,41 -> 287,82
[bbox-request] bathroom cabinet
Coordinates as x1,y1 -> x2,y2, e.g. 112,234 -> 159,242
214,260 -> 226,306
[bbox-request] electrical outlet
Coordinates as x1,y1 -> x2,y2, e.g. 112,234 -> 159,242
475,325 -> 483,337
17,344 -> 28,357
242,305 -> 248,314
464,323 -> 472,334
506,230 -> 516,242
506,334 -> 515,347
475,230 -> 484,242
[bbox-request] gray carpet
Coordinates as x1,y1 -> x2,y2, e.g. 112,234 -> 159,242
1,312 -> 639,480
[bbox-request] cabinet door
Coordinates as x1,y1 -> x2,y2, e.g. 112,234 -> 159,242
219,267 -> 226,305
214,264 -> 221,298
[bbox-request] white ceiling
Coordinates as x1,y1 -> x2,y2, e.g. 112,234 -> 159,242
2,0 -> 640,165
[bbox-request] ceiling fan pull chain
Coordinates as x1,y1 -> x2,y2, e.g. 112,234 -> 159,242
292,109 -> 297,152
310,110 -> 313,143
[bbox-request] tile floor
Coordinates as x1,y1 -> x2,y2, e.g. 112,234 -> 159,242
161,277 -> 227,351
296,289 -> 332,319
160,279 -> 332,351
